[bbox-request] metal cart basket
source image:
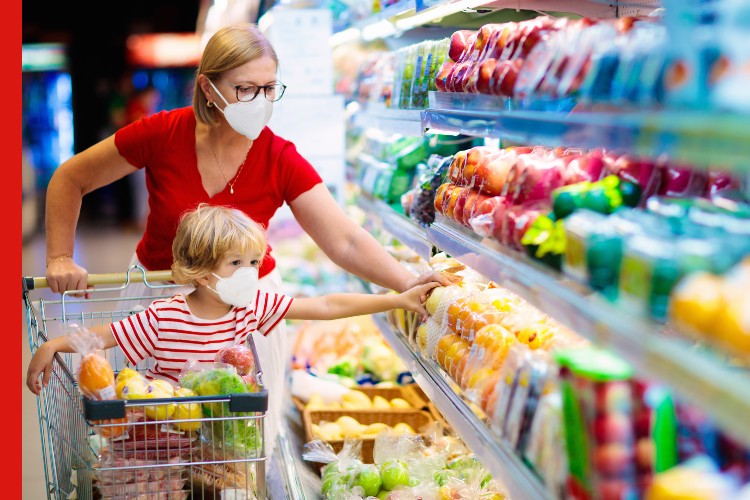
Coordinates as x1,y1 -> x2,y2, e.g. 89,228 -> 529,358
23,266 -> 269,500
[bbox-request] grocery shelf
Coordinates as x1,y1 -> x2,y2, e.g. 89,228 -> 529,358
357,194 -> 750,448
333,0 -> 617,41
354,94 -> 750,172
358,195 -> 434,261
422,92 -> 750,173
369,312 -> 551,499
353,103 -> 424,137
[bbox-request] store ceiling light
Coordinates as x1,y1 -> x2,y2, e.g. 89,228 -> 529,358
362,19 -> 398,41
395,0 -> 489,29
329,27 -> 362,47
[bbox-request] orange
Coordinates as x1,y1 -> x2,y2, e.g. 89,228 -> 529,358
78,353 -> 115,400
94,416 -> 129,439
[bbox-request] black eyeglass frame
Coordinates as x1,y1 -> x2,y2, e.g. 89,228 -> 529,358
233,83 -> 287,102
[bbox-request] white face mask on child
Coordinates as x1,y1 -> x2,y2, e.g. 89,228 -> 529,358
209,267 -> 259,307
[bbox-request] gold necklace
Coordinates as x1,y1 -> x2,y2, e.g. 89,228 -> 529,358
209,133 -> 251,195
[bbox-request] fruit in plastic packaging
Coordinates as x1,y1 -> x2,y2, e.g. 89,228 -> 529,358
79,353 -> 116,401
354,464 -> 383,496
94,416 -> 130,439
116,373 -> 149,400
670,272 -> 724,336
143,379 -> 176,421
380,460 -> 410,490
171,387 -> 201,431
215,344 -> 255,376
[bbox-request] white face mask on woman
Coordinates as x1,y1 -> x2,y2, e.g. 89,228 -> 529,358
208,266 -> 259,307
208,80 -> 273,140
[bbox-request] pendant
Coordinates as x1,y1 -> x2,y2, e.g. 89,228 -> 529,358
230,186 -> 234,195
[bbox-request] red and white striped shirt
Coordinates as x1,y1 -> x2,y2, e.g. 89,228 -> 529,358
110,290 -> 293,384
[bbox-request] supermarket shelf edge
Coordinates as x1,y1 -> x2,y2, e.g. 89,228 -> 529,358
357,195 -> 750,448
370,312 -> 551,499
354,99 -> 750,172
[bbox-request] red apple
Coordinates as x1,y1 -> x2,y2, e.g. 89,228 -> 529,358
597,479 -> 632,500
469,195 -> 507,236
565,150 -> 606,183
449,30 -> 475,62
658,165 -> 706,198
215,345 -> 255,376
611,155 -> 663,204
476,59 -> 498,94
615,16 -> 637,33
473,153 -> 518,195
704,170 -> 740,197
594,443 -> 633,476
435,60 -> 455,92
593,413 -> 633,444
453,188 -> 472,226
490,58 -> 524,97
463,62 -> 482,93
463,191 -> 491,227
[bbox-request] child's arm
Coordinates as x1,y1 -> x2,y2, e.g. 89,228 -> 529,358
285,282 -> 440,322
26,324 -> 116,396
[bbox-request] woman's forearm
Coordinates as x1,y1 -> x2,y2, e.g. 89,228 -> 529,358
45,171 -> 84,262
330,228 -> 415,292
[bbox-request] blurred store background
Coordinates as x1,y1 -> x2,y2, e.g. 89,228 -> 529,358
22,1 -> 202,235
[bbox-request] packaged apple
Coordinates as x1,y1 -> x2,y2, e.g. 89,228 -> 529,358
302,439 -> 372,498
555,346 -> 637,500
178,361 -> 261,454
523,388 -> 568,497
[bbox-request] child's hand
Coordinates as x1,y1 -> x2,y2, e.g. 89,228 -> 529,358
399,282 -> 441,322
26,343 -> 56,396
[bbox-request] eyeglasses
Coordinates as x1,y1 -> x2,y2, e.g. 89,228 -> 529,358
233,82 -> 287,102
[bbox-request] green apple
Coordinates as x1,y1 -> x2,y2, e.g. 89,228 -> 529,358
380,460 -> 409,491
353,464 -> 382,497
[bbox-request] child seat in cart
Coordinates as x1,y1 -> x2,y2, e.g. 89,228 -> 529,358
23,266 -> 269,500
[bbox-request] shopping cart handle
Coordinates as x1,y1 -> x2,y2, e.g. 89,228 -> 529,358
23,270 -> 174,292
84,390 -> 269,420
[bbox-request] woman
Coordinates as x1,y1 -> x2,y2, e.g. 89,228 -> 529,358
43,24 -> 454,456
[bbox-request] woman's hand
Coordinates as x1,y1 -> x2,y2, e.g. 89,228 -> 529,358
26,343 -> 56,396
402,270 -> 461,292
398,282 -> 441,321
46,257 -> 89,295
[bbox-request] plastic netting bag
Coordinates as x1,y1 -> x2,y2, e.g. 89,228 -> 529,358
67,323 -> 116,401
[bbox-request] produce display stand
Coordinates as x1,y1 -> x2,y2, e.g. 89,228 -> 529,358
23,266 -> 269,500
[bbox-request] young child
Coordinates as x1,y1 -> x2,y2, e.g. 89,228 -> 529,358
26,203 -> 439,394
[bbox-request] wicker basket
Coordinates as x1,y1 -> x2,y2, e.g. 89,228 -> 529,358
302,408 -> 435,463
292,383 -> 429,413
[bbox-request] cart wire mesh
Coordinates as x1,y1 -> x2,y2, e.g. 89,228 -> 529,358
23,266 -> 268,499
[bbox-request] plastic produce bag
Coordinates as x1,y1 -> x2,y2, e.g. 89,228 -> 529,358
67,323 -> 116,401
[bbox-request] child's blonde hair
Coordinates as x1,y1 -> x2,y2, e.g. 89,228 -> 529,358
171,203 -> 267,286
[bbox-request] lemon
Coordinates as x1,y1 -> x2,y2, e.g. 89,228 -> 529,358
143,379 -> 176,420
171,387 -> 201,431
116,376 -> 149,400
115,367 -> 141,385
372,395 -> 391,409
342,390 -> 372,409
389,398 -> 411,409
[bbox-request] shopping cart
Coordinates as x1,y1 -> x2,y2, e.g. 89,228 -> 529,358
23,265 -> 269,499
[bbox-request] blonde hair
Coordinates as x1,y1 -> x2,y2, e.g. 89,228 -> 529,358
193,24 -> 279,126
171,203 -> 267,286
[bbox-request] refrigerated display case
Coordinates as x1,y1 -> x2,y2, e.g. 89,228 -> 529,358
22,43 -> 75,192
321,0 -> 750,498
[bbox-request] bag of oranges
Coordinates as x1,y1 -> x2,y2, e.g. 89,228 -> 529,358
66,324 -> 131,438
66,323 -> 116,400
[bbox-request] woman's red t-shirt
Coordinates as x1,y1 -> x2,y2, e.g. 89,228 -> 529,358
114,107 -> 323,278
